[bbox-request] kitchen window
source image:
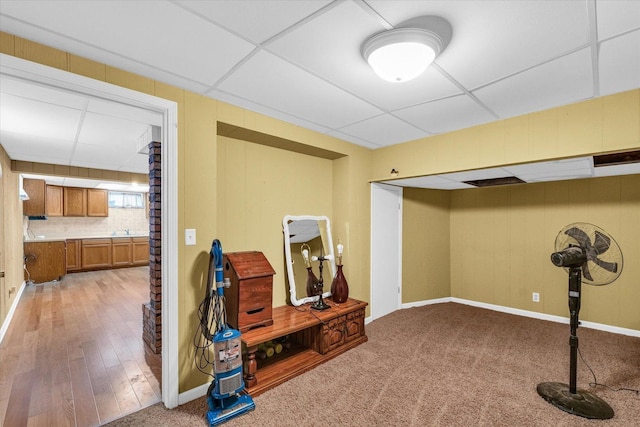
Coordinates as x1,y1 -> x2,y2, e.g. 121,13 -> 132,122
108,191 -> 145,208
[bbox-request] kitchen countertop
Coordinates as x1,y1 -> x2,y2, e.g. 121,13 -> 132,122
24,233 -> 149,243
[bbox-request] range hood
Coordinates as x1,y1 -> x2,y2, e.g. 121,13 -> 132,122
19,175 -> 30,200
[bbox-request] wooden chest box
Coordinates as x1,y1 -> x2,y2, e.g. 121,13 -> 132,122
223,251 -> 275,332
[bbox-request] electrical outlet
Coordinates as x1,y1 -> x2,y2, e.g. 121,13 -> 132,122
532,292 -> 540,302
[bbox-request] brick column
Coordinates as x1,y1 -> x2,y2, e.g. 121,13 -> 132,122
143,140 -> 162,354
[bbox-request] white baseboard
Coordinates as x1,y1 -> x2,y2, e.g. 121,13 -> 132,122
178,382 -> 209,405
178,297 -> 639,405
426,297 -> 639,338
0,281 -> 27,344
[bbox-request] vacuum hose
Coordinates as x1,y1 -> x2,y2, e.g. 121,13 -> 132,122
194,239 -> 228,376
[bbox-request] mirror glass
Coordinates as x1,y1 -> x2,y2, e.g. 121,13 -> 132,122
283,215 -> 336,306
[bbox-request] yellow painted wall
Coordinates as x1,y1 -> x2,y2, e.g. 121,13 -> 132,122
402,188 -> 451,302
449,176 -> 640,330
0,145 -> 24,325
373,90 -> 640,181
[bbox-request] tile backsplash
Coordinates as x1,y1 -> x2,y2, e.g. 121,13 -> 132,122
26,208 -> 148,238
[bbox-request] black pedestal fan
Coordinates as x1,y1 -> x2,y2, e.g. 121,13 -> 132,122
537,223 -> 623,419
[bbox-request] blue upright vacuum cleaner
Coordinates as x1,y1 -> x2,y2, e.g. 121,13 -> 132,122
194,239 -> 255,426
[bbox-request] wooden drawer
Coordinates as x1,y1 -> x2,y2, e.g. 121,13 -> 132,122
237,277 -> 273,331
344,308 -> 365,343
321,316 -> 346,354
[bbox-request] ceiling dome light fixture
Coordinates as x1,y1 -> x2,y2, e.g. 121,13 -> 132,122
362,16 -> 452,83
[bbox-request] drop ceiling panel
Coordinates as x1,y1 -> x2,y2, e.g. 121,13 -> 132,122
473,48 -> 594,119
383,175 -> 474,190
71,142 -> 145,173
177,0 -> 332,44
218,50 -> 382,129
0,93 -> 81,140
0,1 -> 255,87
87,98 -> 163,127
0,75 -> 88,109
0,132 -> 75,163
598,31 -> 640,96
78,112 -> 151,147
269,2 -> 463,111
395,94 -> 496,134
369,1 -> 590,90
338,114 -> 427,147
594,164 -> 640,177
596,0 -> 640,40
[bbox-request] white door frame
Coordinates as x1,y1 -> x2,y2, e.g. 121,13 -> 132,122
370,182 -> 402,321
0,54 -> 180,408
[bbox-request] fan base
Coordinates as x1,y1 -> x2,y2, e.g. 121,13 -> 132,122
537,382 -> 614,419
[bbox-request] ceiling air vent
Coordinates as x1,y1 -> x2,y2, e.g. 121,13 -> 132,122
463,176 -> 525,187
593,150 -> 640,167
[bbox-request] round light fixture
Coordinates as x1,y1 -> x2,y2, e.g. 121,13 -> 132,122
361,16 -> 452,83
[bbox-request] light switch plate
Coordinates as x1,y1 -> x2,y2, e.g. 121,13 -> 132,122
185,228 -> 196,246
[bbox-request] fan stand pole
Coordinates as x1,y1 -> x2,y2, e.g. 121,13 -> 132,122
537,267 -> 614,420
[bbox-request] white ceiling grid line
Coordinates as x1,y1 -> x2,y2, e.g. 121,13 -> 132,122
0,0 -> 638,189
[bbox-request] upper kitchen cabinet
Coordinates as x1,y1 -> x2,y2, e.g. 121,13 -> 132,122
87,189 -> 108,217
46,185 -> 64,217
63,187 -> 87,216
23,178 -> 46,216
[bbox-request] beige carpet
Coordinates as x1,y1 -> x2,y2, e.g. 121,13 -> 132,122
104,303 -> 640,426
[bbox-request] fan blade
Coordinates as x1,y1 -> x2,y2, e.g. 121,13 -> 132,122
565,227 -> 592,248
582,261 -> 594,281
592,257 -> 618,273
593,230 -> 611,254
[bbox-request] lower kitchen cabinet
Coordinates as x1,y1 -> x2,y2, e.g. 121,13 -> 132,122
81,238 -> 112,270
112,237 -> 132,267
132,237 -> 149,266
24,241 -> 66,284
66,239 -> 82,272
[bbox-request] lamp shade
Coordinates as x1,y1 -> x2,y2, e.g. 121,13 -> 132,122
362,16 -> 452,83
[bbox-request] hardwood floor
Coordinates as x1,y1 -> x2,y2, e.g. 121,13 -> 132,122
0,266 -> 161,427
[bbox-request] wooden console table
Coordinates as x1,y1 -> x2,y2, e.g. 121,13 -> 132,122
242,298 -> 368,396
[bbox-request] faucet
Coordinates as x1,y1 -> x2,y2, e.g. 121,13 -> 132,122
124,228 -> 130,235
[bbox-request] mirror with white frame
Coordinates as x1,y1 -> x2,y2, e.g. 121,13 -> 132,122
283,215 -> 336,306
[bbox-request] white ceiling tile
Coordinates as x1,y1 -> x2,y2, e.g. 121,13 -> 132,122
87,98 -> 163,127
0,1 -> 255,87
395,94 -> 496,134
178,0 -> 332,44
78,112 -> 150,147
268,1 -> 462,111
596,0 -> 640,40
473,48 -> 594,119
0,131 -> 75,163
0,75 -> 87,109
594,164 -> 640,177
339,114 -> 427,147
0,93 -> 81,140
443,167 -> 512,182
599,30 -> 640,96
383,175 -> 474,190
218,50 -> 382,129
368,1 -> 590,89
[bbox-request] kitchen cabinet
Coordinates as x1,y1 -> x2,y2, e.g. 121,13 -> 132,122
132,237 -> 149,266
64,187 -> 87,216
24,241 -> 66,284
81,238 -> 111,270
112,237 -> 132,267
46,185 -> 64,216
87,188 -> 108,217
66,239 -> 82,272
23,178 -> 46,216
